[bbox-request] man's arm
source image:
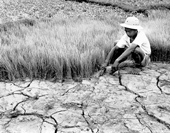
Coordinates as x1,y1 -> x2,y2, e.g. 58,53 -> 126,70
104,46 -> 118,65
99,45 -> 119,77
101,45 -> 120,68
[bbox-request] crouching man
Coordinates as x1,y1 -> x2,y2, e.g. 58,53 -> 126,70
101,16 -> 151,75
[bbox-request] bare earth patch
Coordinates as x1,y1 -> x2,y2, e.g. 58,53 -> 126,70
0,62 -> 170,133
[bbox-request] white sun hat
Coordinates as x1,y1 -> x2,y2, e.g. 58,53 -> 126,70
120,16 -> 143,30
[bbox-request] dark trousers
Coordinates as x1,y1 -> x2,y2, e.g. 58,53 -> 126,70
109,46 -> 144,65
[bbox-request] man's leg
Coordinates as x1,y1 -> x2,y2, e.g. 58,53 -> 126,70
99,42 -> 126,76
102,41 -> 126,67
131,46 -> 150,67
109,47 -> 126,64
107,46 -> 128,74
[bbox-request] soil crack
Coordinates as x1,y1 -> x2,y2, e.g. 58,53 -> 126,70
117,70 -> 143,98
156,74 -> 163,94
80,103 -> 95,133
135,97 -> 170,130
156,71 -> 170,95
135,113 -> 153,133
4,111 -> 59,133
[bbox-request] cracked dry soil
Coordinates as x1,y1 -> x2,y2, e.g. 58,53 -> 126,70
0,62 -> 170,133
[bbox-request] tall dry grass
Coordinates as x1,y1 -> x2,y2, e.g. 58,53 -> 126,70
141,10 -> 170,62
0,18 -> 120,81
0,10 -> 170,81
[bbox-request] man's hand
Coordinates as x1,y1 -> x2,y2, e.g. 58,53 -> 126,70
93,66 -> 106,78
93,62 -> 108,78
110,59 -> 119,74
98,62 -> 107,77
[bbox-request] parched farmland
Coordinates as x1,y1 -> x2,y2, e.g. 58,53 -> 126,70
0,0 -> 170,80
0,1 -> 170,133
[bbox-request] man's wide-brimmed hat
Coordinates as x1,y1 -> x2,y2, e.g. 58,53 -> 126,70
120,16 -> 143,30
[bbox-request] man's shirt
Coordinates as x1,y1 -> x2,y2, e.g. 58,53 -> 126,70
116,30 -> 151,55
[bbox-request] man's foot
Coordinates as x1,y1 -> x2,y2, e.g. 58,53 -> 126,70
134,63 -> 143,68
128,62 -> 143,75
141,54 -> 150,67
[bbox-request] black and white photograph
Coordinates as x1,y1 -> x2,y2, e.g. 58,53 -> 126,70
0,0 -> 170,132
